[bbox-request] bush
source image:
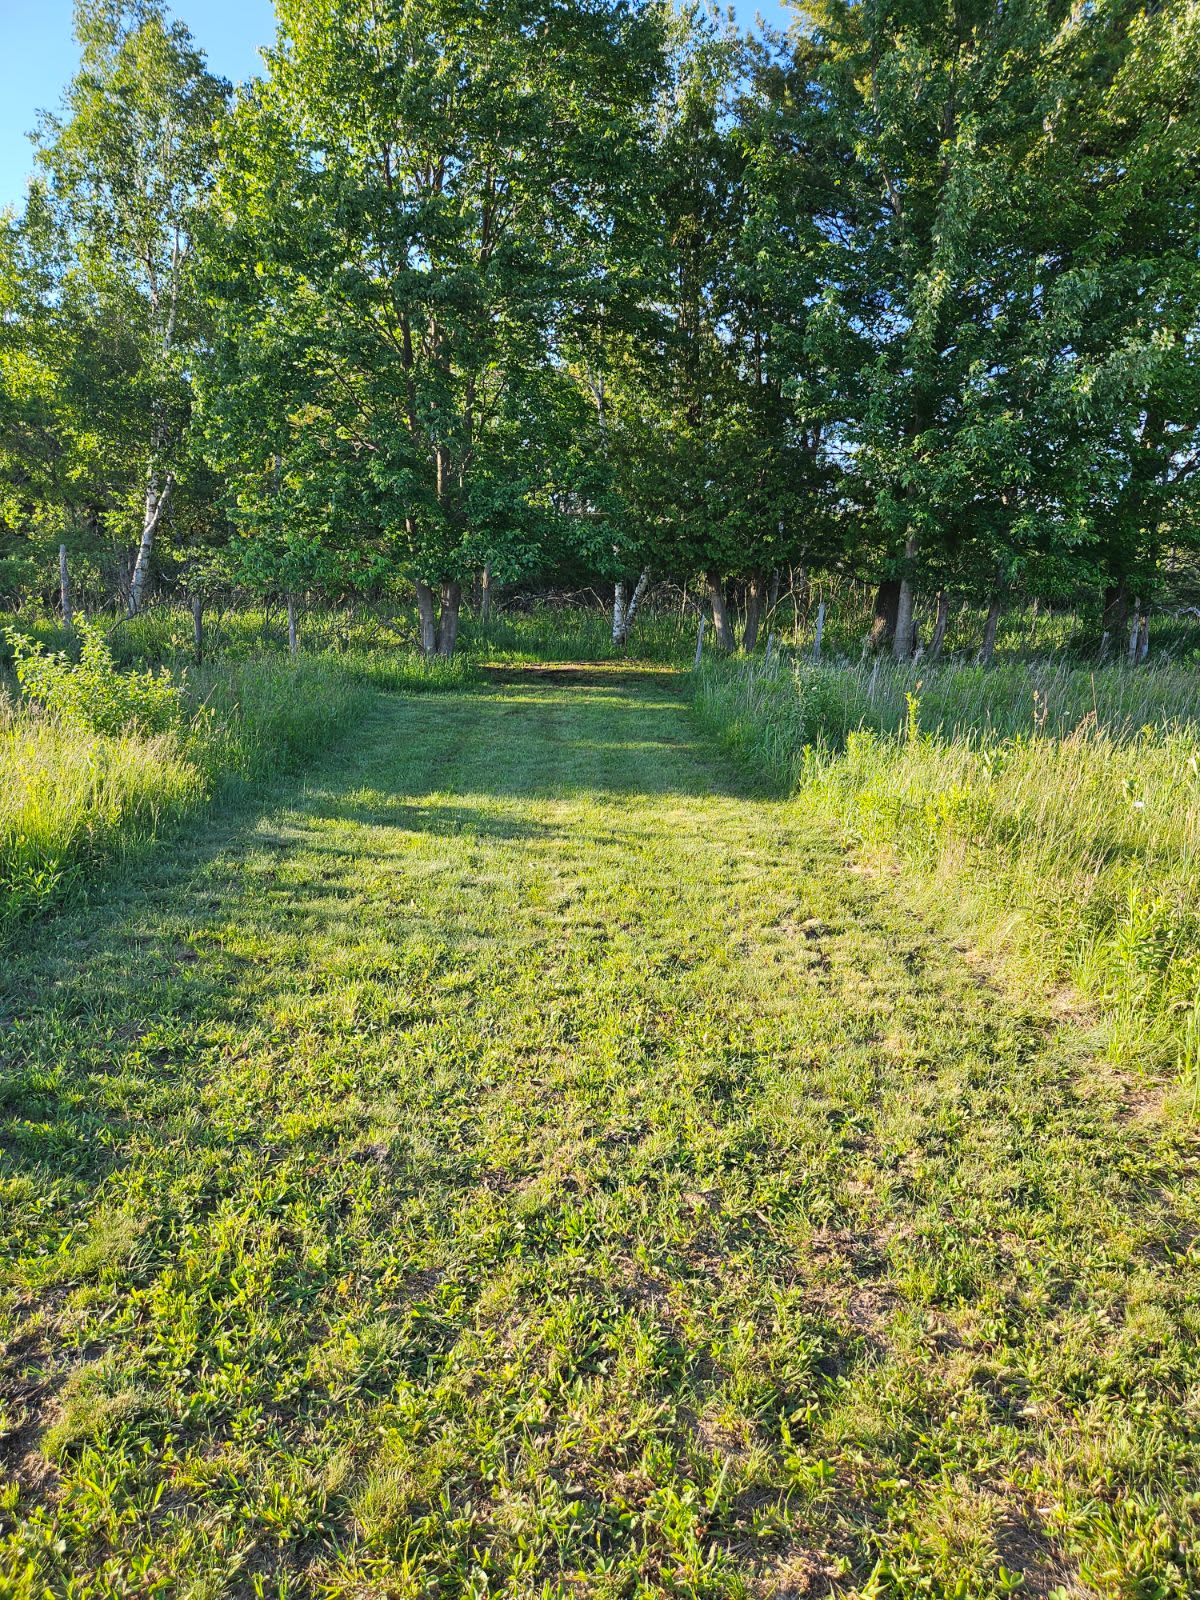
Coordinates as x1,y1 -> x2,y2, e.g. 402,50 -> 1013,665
7,618 -> 184,736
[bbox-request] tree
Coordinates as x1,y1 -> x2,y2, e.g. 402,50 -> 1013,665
1036,0 -> 1200,648
31,0 -> 228,615
203,0 -> 664,656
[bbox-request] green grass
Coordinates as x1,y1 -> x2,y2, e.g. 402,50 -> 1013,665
0,702 -> 204,929
695,655 -> 1200,1087
463,603 -> 698,664
0,658 -> 382,936
1,669 -> 1197,1597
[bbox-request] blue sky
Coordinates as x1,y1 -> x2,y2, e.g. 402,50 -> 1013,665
0,0 -> 792,212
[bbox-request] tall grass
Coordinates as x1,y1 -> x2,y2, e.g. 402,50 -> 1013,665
0,703 -> 203,927
0,657 -> 379,937
695,654 -> 1200,1084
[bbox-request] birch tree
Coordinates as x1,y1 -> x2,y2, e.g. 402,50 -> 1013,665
33,0 -> 228,614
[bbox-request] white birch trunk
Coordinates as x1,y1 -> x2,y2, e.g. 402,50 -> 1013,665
127,469 -> 174,616
624,569 -> 649,647
612,579 -> 627,647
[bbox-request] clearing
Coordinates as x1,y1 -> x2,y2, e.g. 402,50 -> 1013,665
1,671 -> 1196,1597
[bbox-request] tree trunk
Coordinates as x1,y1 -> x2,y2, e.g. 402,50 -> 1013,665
928,590 -> 949,661
706,571 -> 735,651
870,579 -> 900,651
287,592 -> 299,659
625,569 -> 650,642
893,537 -> 918,662
768,568 -> 781,613
977,593 -> 1002,666
437,581 -> 461,657
612,579 -> 627,648
127,469 -> 173,616
742,570 -> 766,653
415,580 -> 437,656
59,543 -> 73,630
1126,601 -> 1140,664
191,593 -> 204,662
480,564 -> 492,623
1103,582 -> 1129,639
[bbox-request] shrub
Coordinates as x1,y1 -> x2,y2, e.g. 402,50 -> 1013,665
7,619 -> 184,737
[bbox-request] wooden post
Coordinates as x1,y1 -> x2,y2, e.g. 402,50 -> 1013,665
191,593 -> 204,662
812,599 -> 826,662
693,613 -> 706,669
287,592 -> 299,659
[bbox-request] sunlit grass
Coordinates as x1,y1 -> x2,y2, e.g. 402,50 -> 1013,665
696,654 -> 1200,1083
0,698 -> 203,927
0,659 -> 380,935
1,677 -> 1196,1596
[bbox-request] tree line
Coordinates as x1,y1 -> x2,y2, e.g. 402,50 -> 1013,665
1,0 -> 1198,659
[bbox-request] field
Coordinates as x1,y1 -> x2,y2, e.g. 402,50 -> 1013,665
1,604 -> 1199,1598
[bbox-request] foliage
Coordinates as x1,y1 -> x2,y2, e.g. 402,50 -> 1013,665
2,1 -> 1199,654
7,617 -> 183,735
199,0 -> 665,650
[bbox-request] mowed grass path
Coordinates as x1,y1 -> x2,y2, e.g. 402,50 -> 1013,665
1,671 -> 1197,1599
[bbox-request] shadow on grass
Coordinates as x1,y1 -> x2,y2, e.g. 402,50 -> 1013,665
0,675 -> 755,1216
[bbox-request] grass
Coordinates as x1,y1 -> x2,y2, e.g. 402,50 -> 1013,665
0,657 -> 381,937
1,669 -> 1198,1597
695,654 -> 1200,1086
0,703 -> 204,929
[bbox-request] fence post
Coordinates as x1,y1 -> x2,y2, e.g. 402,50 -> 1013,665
812,599 -> 826,662
693,613 -> 707,669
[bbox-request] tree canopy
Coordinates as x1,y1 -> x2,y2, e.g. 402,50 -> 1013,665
1,0 -> 1198,654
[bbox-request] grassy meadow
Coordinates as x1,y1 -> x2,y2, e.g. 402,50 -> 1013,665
0,595 -> 1199,1597
694,653 -> 1200,1088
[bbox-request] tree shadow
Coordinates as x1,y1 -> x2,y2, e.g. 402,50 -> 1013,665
0,675 -> 761,1208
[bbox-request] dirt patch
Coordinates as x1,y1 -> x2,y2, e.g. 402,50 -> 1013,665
480,663 -> 681,689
